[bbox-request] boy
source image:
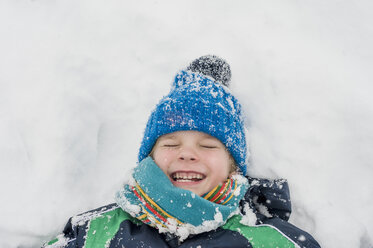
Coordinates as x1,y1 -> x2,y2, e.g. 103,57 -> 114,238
44,55 -> 320,247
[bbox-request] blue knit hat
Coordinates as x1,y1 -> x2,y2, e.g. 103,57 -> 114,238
138,55 -> 248,175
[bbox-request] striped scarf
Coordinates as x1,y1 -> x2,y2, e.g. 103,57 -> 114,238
116,157 -> 248,240
202,178 -> 237,205
132,178 -> 238,227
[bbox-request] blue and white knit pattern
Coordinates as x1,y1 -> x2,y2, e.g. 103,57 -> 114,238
138,70 -> 248,175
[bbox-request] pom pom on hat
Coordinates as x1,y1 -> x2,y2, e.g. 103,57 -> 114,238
138,55 -> 248,175
187,55 -> 232,87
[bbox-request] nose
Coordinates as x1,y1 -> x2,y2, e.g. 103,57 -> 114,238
178,147 -> 198,162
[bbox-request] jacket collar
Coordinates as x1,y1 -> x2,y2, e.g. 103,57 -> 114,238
242,177 -> 292,223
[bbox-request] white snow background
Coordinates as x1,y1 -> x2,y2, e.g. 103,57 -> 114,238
1,0 -> 372,247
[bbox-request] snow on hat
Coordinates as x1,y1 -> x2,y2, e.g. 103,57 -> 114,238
138,55 -> 248,175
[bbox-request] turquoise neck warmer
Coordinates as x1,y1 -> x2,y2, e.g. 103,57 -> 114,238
115,157 -> 249,240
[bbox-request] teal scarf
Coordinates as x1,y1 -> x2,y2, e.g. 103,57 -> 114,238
115,157 -> 249,240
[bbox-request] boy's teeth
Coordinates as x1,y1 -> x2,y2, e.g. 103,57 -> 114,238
172,172 -> 204,181
177,179 -> 192,182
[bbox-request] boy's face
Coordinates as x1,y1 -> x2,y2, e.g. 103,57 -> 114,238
152,130 -> 232,196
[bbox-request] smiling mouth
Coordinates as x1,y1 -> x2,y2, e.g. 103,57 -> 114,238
171,172 -> 206,182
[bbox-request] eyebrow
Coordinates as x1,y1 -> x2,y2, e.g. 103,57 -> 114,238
159,134 -> 176,140
199,134 -> 219,140
201,135 -> 217,140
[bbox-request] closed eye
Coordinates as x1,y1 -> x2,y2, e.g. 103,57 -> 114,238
200,145 -> 218,149
163,144 -> 179,147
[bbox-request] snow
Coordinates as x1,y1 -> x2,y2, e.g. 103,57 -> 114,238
252,196 -> 272,218
240,203 -> 257,226
1,0 -> 373,247
157,208 -> 238,242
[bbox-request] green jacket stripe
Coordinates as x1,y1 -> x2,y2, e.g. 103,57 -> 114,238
84,208 -> 136,247
223,215 -> 298,248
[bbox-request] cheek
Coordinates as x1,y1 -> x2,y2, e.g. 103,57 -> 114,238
205,152 -> 231,175
218,156 -> 232,176
157,157 -> 170,165
153,150 -> 172,170
216,163 -> 231,179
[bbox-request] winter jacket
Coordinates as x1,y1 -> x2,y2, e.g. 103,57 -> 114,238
43,177 -> 320,248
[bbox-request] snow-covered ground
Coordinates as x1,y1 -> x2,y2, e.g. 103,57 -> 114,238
1,1 -> 372,247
